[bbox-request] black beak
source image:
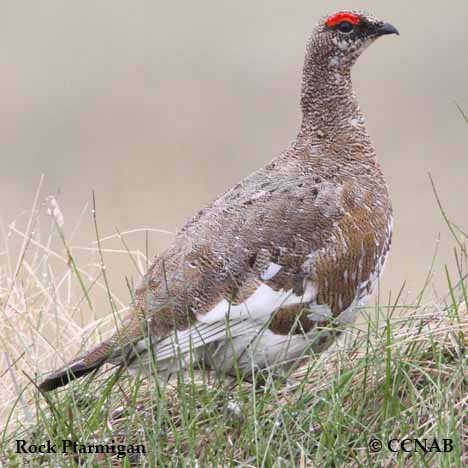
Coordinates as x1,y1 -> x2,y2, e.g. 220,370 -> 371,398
375,22 -> 400,36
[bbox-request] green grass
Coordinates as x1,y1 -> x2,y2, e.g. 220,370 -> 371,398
1,172 -> 468,466
2,301 -> 467,467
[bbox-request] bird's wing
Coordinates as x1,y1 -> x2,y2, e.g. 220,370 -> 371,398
126,169 -> 349,363
153,318 -> 260,361
133,256 -> 320,364
39,163 -> 352,391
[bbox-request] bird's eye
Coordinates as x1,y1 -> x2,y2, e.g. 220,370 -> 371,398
337,21 -> 354,33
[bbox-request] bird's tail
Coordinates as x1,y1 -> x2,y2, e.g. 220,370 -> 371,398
39,312 -> 151,392
38,339 -> 115,392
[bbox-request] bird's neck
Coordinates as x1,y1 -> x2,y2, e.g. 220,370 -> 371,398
299,60 -> 365,137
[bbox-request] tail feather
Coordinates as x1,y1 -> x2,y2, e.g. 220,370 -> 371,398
39,314 -> 151,391
38,358 -> 104,392
39,339 -> 115,392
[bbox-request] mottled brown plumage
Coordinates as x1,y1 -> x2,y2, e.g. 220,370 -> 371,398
39,11 -> 398,392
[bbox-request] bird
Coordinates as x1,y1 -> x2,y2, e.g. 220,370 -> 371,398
39,11 -> 398,392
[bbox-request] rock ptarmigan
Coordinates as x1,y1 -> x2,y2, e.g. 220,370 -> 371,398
40,11 -> 398,391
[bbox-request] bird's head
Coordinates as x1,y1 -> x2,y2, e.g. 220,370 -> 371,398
308,11 -> 399,71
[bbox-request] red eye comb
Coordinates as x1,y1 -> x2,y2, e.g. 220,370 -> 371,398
325,12 -> 361,28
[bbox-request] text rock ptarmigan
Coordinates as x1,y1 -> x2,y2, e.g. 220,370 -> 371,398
40,11 -> 398,391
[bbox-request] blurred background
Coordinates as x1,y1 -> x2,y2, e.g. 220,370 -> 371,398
0,0 -> 467,312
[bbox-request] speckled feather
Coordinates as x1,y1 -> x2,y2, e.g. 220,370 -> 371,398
39,10 -> 397,391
